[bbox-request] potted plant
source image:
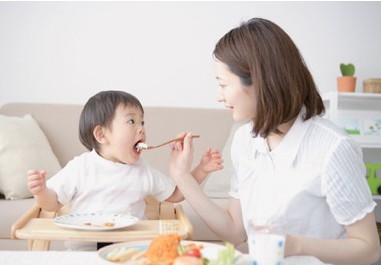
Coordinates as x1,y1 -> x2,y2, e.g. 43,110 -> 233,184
337,63 -> 356,92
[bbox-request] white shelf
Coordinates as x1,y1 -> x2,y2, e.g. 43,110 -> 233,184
322,91 -> 381,101
323,91 -> 381,112
322,91 -> 381,149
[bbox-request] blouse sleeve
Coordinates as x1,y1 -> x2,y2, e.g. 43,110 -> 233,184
322,137 -> 376,225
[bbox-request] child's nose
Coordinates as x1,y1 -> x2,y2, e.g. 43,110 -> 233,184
138,125 -> 145,134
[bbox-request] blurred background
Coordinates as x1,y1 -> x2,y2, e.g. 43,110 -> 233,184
1,1 -> 380,108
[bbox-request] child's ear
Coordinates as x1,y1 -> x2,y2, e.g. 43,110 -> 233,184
93,125 -> 108,144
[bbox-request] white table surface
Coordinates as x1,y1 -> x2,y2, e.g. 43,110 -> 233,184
0,251 -> 328,265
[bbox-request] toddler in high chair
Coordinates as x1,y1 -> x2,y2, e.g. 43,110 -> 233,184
27,90 -> 223,250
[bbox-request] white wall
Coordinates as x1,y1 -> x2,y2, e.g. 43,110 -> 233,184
1,1 -> 381,109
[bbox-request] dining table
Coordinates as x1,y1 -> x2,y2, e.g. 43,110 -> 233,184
10,216 -> 331,265
0,250 -> 329,265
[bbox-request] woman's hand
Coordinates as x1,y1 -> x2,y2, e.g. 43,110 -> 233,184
169,132 -> 195,181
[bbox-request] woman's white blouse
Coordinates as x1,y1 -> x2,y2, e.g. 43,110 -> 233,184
229,109 -> 376,239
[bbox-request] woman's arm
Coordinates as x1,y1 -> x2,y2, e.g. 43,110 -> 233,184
286,212 -> 380,265
168,133 -> 247,245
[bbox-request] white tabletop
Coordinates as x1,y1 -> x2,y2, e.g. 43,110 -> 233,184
0,251 -> 108,265
0,251 -> 327,265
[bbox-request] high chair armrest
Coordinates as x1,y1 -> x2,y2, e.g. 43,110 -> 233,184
11,202 -> 41,239
175,204 -> 193,240
11,202 -> 61,240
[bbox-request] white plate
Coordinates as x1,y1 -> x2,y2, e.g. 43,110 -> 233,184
97,240 -> 250,264
53,213 -> 139,231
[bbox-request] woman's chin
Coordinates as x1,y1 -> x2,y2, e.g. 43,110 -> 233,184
233,114 -> 251,123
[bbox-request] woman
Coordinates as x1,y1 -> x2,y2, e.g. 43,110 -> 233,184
169,18 -> 380,265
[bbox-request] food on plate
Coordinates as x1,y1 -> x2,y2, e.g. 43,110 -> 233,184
144,234 -> 181,264
208,242 -> 235,265
83,222 -> 115,227
173,256 -> 203,265
107,247 -> 145,262
103,222 -> 115,227
102,234 -> 237,265
177,243 -> 204,260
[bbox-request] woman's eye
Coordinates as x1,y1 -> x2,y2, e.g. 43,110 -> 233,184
127,119 -> 135,124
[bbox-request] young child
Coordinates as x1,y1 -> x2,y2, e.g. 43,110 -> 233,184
27,90 -> 222,250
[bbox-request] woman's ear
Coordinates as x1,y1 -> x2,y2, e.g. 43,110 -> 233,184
93,125 -> 108,144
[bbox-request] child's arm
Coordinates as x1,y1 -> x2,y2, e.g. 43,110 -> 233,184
191,148 -> 223,184
27,170 -> 62,212
165,186 -> 184,203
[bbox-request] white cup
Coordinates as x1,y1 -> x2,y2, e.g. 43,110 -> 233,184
247,218 -> 286,265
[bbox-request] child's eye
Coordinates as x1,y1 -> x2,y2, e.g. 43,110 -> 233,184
127,119 -> 135,124
141,121 -> 145,126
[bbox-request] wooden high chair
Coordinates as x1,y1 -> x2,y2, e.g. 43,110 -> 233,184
11,196 -> 193,251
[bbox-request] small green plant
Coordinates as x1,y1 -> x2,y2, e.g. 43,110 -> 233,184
340,63 -> 355,77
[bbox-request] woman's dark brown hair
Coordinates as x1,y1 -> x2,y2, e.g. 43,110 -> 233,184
213,18 -> 324,138
79,90 -> 144,151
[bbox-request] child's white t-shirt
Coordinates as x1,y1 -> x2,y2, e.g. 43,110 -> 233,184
47,149 -> 176,251
47,149 -> 176,220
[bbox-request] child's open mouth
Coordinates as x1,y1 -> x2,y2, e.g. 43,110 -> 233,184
134,140 -> 147,153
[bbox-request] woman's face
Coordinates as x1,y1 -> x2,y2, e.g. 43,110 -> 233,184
214,59 -> 256,122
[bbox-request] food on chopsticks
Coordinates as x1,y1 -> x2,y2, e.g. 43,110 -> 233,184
136,142 -> 148,151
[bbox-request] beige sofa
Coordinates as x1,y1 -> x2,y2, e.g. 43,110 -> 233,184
0,102 -> 235,250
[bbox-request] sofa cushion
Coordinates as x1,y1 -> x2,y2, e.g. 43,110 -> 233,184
0,114 -> 61,200
0,197 -> 35,238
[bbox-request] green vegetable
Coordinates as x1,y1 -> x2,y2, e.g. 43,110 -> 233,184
209,242 -> 235,265
177,245 -> 187,255
178,244 -> 207,264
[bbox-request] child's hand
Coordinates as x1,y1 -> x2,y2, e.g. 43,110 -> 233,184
199,148 -> 223,174
27,170 -> 47,196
